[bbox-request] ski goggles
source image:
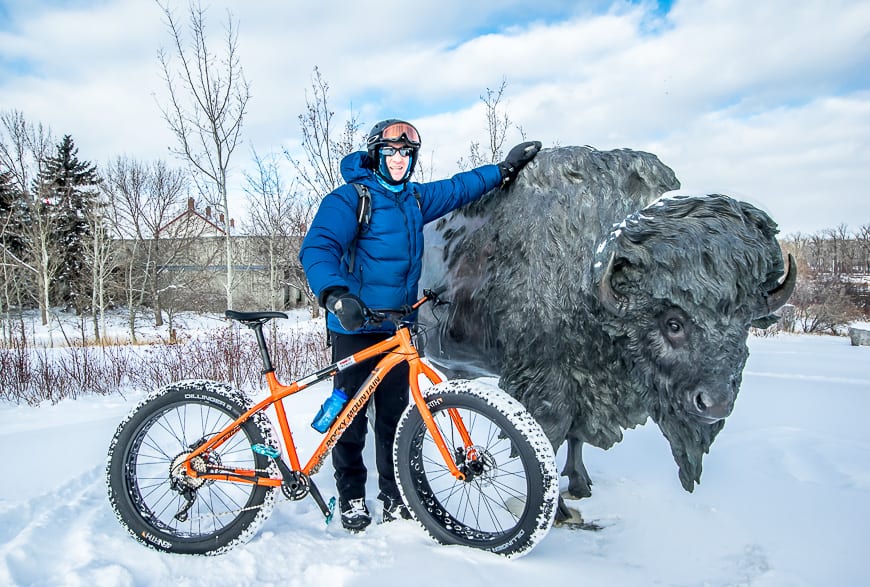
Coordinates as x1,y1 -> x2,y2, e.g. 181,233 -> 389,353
380,122 -> 421,147
380,146 -> 416,157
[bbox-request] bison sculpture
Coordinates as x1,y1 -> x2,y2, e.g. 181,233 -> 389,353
418,146 -> 795,522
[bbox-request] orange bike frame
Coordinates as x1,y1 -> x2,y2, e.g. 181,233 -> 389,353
184,313 -> 474,485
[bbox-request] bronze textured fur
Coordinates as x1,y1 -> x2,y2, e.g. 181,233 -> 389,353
418,146 -> 795,520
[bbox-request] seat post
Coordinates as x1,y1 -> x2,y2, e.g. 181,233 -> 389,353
248,321 -> 274,374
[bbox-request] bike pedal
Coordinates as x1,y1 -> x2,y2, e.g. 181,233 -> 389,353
251,444 -> 280,458
324,496 -> 336,525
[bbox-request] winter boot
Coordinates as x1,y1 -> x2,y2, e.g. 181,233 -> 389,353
339,497 -> 371,532
381,495 -> 412,523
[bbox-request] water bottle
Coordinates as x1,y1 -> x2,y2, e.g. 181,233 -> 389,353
311,388 -> 349,433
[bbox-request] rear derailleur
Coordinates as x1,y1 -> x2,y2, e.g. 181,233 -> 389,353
168,437 -> 212,522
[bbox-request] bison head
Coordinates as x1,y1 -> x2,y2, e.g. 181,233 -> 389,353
593,194 -> 796,490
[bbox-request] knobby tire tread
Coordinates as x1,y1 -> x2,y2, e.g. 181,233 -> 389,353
394,379 -> 558,558
105,380 -> 278,555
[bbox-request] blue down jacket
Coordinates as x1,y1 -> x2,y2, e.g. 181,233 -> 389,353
300,151 -> 503,334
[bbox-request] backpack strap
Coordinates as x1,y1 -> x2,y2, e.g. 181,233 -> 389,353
353,183 -> 372,227
346,184 -> 371,272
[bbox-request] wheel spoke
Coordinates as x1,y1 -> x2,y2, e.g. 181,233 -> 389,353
395,383 -> 559,557
424,407 -> 529,534
126,400 -> 258,536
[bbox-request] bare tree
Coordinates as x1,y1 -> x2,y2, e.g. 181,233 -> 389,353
823,224 -> 851,277
244,149 -> 293,307
243,148 -> 316,321
28,186 -> 65,329
0,111 -> 52,202
282,67 -> 364,316
790,272 -> 858,333
857,224 -> 870,274
0,169 -> 28,345
0,110 -> 58,326
284,66 -> 363,201
104,157 -> 154,338
85,193 -> 116,343
457,78 -> 525,170
782,227 -> 868,329
156,0 -> 250,310
103,157 -> 188,338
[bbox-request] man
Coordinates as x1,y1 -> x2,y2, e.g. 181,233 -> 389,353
299,119 -> 540,531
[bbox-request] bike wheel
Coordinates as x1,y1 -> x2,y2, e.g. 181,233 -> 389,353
106,380 -> 277,555
394,378 -> 558,558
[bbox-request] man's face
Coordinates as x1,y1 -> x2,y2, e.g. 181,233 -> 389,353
383,142 -> 410,182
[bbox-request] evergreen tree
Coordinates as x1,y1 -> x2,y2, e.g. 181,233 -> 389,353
0,170 -> 26,256
34,135 -> 103,310
1,170 -> 27,319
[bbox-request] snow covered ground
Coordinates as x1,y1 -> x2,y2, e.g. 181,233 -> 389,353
1,318 -> 868,586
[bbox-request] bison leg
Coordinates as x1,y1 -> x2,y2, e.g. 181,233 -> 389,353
561,435 -> 593,499
555,435 -> 604,529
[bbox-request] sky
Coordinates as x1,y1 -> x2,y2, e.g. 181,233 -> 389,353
1,0 -> 868,236
1,311 -> 869,585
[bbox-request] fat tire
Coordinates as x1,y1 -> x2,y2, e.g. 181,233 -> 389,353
106,380 -> 277,555
394,379 -> 558,558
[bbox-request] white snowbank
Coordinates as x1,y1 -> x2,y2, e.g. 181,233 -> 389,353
1,321 -> 868,586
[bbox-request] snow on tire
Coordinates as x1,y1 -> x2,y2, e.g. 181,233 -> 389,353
106,379 -> 278,555
394,378 -> 559,558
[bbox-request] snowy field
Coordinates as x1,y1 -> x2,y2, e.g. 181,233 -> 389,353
1,318 -> 868,586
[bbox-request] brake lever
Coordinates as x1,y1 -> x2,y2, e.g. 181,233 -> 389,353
423,289 -> 451,307
365,309 -> 388,325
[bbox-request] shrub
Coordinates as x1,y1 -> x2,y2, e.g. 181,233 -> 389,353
0,322 -> 329,404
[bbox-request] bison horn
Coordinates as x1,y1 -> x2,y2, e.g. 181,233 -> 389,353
598,252 -> 629,316
763,253 -> 797,314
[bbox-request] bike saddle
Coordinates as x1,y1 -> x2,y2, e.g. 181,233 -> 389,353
225,310 -> 288,322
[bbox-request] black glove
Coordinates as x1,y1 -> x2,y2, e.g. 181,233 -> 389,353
324,288 -> 367,331
498,141 -> 542,186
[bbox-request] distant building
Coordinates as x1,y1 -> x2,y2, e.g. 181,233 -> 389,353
125,198 -> 304,312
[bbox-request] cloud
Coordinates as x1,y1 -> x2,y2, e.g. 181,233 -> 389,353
654,93 -> 870,234
0,0 -> 867,234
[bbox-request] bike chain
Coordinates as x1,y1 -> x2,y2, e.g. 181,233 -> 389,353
175,464 -> 299,523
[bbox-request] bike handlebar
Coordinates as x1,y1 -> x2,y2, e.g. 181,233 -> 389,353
365,289 -> 447,326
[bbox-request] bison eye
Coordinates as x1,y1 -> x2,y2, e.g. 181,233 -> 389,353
659,309 -> 689,346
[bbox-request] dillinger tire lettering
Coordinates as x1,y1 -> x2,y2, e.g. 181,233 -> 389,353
106,380 -> 278,555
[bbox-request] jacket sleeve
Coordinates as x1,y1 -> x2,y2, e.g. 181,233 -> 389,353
416,164 -> 502,223
298,187 -> 358,303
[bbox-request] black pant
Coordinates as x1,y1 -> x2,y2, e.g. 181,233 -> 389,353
330,331 -> 409,503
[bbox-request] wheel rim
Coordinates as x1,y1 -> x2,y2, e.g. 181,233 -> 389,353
410,405 -> 532,541
123,401 -> 260,539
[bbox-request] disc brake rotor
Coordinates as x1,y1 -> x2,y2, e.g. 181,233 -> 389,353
460,445 -> 496,485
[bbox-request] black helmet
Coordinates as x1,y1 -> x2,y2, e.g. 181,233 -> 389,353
366,119 -> 421,185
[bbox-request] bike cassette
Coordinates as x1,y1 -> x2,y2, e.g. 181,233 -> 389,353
170,451 -> 210,490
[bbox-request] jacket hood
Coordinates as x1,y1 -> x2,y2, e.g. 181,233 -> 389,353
340,151 -> 374,185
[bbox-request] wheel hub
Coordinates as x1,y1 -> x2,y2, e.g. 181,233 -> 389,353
457,445 -> 495,485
